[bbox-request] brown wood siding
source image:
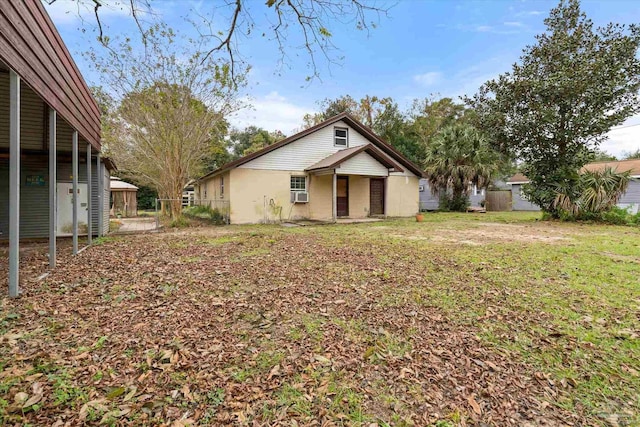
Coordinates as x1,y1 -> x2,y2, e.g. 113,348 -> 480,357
0,0 -> 100,150
337,176 -> 349,217
370,178 -> 385,215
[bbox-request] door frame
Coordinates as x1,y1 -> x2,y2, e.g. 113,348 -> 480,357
337,175 -> 349,217
369,177 -> 385,216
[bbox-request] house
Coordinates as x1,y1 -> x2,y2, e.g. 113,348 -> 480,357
0,0 -> 111,296
419,179 -> 488,211
508,159 -> 640,213
110,177 -> 138,217
196,113 -> 424,224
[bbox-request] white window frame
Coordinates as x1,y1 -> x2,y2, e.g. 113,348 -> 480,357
472,184 -> 485,197
220,176 -> 224,198
290,176 -> 307,192
334,127 -> 348,147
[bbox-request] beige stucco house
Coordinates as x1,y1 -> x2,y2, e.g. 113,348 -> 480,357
196,113 -> 425,224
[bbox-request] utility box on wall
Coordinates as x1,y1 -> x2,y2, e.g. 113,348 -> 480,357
56,182 -> 88,236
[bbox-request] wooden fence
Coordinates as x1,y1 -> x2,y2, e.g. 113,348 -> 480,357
485,190 -> 512,211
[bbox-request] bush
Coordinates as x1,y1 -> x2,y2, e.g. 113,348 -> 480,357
438,194 -> 470,212
182,205 -> 226,225
169,216 -> 190,228
551,205 -> 640,226
600,206 -> 635,225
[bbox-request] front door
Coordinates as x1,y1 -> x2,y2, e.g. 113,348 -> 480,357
337,176 -> 349,217
370,178 -> 385,215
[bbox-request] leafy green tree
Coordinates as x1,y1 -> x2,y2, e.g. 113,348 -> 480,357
424,124 -> 500,211
229,127 -> 286,158
89,24 -> 245,218
622,149 -> 640,160
468,0 -> 640,218
589,149 -> 617,162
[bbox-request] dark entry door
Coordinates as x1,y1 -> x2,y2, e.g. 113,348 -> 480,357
370,178 -> 385,215
337,176 -> 349,217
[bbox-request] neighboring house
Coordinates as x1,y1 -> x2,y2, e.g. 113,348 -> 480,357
0,0 -> 112,296
182,180 -> 195,207
196,113 -> 424,224
508,159 -> 640,213
419,179 -> 487,211
110,177 -> 138,217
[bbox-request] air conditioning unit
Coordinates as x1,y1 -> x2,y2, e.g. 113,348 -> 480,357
292,191 -> 309,203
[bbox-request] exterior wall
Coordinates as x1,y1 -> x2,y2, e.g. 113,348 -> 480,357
419,179 -> 441,211
0,155 -> 107,239
510,184 -> 541,211
618,180 -> 640,213
225,169 -> 406,223
419,178 -> 488,210
229,168 -> 310,224
238,120 -> 369,171
386,175 -> 419,217
346,175 -> 370,218
198,171 -> 230,211
308,174 -> 333,221
339,152 -> 388,176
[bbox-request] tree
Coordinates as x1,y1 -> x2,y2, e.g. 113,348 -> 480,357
90,24 -> 245,219
467,0 -> 640,217
45,0 -> 390,83
228,127 -> 287,159
589,149 -> 617,162
423,124 -> 500,211
553,167 -> 631,218
409,97 -> 467,148
622,149 -> 640,160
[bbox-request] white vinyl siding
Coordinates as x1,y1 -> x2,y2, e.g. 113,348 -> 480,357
339,152 -> 389,176
238,121 -> 369,171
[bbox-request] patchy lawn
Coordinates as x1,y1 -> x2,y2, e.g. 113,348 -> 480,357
0,212 -> 638,426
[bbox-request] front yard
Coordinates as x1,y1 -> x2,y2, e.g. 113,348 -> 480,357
0,213 -> 638,426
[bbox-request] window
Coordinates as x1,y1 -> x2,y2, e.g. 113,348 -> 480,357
334,127 -> 348,147
220,176 -> 224,198
290,176 -> 306,191
472,184 -> 485,196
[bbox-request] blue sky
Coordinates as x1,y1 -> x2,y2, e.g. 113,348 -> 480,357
44,0 -> 640,157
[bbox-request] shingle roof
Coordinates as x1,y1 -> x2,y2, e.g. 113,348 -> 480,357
305,144 -> 404,172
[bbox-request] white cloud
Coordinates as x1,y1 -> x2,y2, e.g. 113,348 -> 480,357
475,25 -> 494,32
602,115 -> 640,158
516,10 -> 545,17
503,21 -> 524,27
413,72 -> 443,87
229,91 -> 313,135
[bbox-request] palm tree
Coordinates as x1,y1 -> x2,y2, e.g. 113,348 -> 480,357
553,167 -> 631,216
423,123 -> 499,210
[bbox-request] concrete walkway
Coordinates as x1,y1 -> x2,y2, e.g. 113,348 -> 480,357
115,217 -> 157,234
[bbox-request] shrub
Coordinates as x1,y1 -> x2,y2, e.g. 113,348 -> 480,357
182,205 -> 226,225
438,194 -> 470,212
169,216 -> 190,228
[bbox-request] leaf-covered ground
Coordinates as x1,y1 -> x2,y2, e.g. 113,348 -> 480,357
1,212 -> 638,426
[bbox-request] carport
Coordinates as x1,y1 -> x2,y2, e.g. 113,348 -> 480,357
0,1 -> 110,297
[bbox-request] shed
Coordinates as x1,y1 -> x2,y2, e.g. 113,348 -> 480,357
0,0 -> 110,297
110,177 -> 138,217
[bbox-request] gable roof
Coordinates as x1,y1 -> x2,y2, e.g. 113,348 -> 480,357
508,159 -> 640,184
305,143 -> 404,173
198,112 -> 425,180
